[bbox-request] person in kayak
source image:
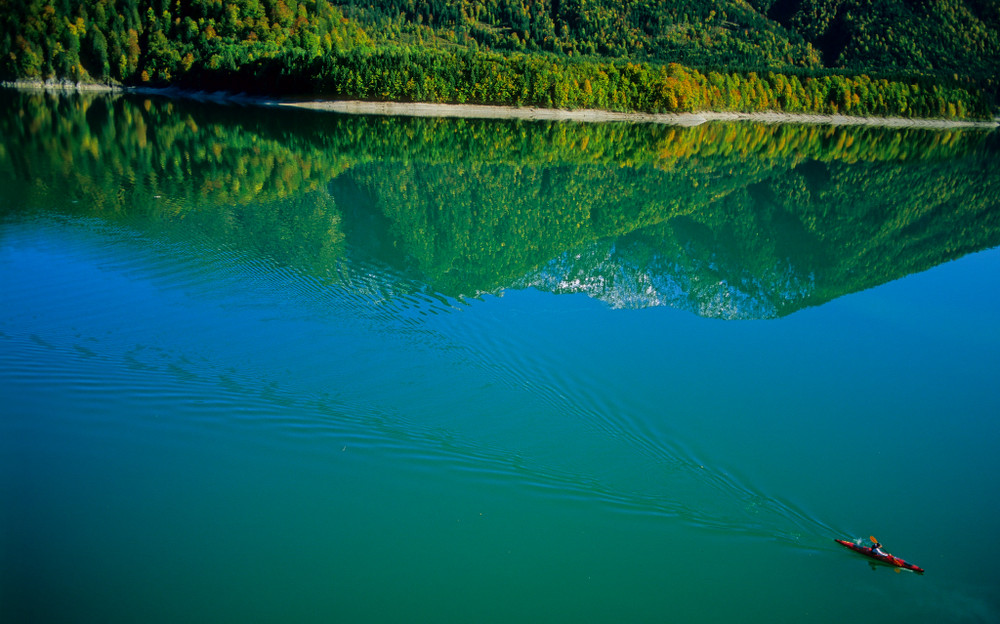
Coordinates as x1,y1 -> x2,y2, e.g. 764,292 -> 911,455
870,540 -> 887,557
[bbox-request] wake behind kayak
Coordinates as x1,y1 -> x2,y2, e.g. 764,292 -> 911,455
836,539 -> 925,574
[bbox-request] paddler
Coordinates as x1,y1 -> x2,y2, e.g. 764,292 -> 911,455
870,538 -> 887,557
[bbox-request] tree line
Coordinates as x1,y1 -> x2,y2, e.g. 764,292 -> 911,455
297,48 -> 989,118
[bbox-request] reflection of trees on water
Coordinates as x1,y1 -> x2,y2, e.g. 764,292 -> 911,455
2,90 -> 998,318
515,149 -> 1000,318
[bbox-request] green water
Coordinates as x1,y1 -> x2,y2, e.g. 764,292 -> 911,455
2,90 -> 1000,623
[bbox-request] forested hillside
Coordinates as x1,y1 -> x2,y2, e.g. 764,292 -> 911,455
0,0 -> 368,83
338,0 -> 1000,81
1,0 -> 997,118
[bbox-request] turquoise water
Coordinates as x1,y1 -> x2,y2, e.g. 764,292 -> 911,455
2,91 -> 1000,623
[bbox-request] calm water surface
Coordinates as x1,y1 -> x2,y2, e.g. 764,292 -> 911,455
2,90 -> 1000,623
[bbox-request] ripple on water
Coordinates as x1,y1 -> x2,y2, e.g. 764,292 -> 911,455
2,213 -> 842,548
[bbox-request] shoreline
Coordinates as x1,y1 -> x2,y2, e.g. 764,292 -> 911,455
5,80 -> 997,129
283,99 -> 1000,129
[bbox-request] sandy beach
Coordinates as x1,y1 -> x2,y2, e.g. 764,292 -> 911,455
6,80 -> 996,128
284,99 -> 1000,129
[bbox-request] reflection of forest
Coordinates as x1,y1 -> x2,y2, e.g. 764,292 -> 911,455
2,90 -> 998,318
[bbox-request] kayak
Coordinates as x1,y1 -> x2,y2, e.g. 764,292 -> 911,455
835,539 -> 925,573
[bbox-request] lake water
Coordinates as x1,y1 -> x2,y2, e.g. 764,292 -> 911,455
2,90 -> 999,623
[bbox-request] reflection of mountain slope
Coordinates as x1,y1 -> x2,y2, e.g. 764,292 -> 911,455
514,145 -> 1000,318
4,90 -> 999,320
334,121 -> 1000,318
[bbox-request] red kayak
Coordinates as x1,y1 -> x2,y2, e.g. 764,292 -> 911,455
835,539 -> 925,573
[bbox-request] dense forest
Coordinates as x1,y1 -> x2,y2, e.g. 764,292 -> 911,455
337,0 -> 1000,81
3,90 -> 999,316
1,0 -> 998,118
